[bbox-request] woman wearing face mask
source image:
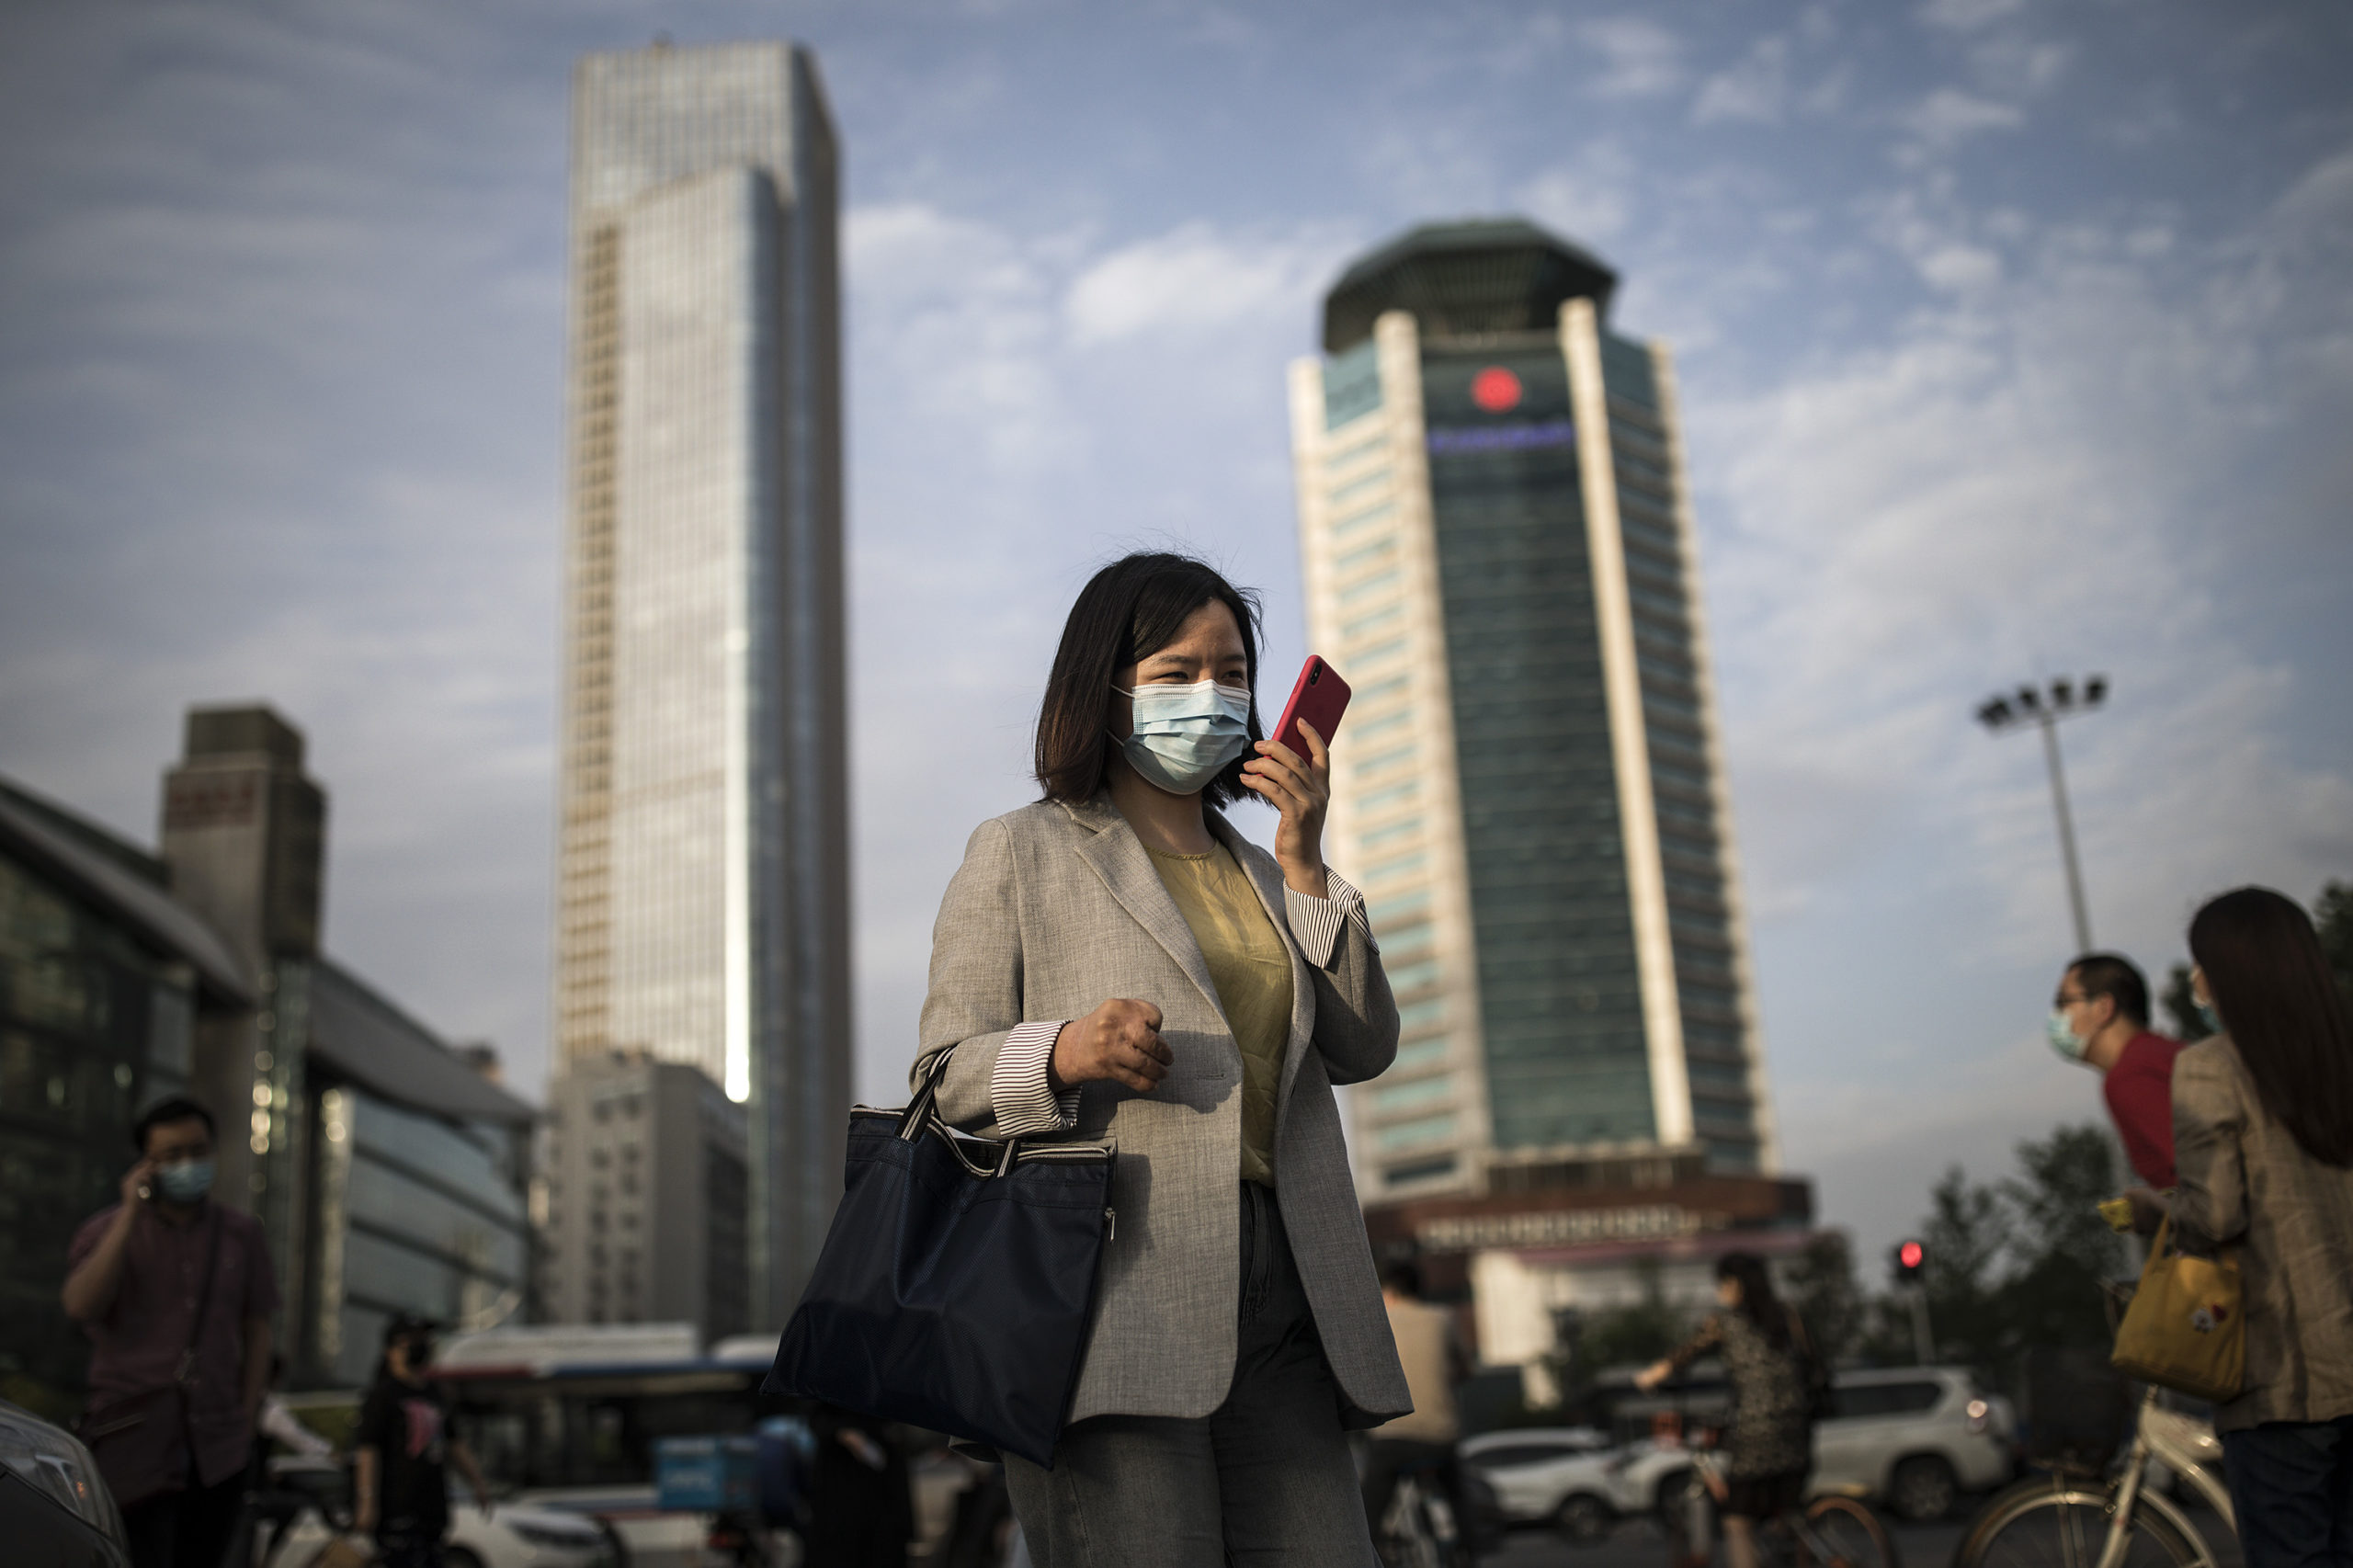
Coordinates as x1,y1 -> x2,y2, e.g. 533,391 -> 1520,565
354,1316 -> 494,1568
2169,887 -> 2353,1568
913,551 -> 1405,1563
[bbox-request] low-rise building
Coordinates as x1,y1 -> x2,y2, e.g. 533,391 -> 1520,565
1365,1155 -> 1820,1392
0,779 -> 255,1413
539,1052 -> 750,1342
0,703 -> 535,1402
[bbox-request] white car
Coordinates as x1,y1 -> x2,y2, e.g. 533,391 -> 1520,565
1459,1427 -> 1632,1542
1465,1430 -> 1713,1541
1465,1365 -> 2018,1540
1812,1366 -> 2016,1520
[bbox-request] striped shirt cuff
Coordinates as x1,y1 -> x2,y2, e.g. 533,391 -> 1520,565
991,1019 -> 1080,1135
1285,870 -> 1376,971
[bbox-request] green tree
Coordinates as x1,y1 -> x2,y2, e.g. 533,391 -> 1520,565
1916,1166 -> 2008,1367
2162,962 -> 2211,1042
1866,1125 -> 2132,1381
1996,1125 -> 2123,1352
1574,1257 -> 1690,1373
1783,1230 -> 1865,1364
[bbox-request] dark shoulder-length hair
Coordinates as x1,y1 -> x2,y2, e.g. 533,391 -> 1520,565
2189,886 -> 2353,1168
1035,552 -> 1265,808
1715,1251 -> 1793,1350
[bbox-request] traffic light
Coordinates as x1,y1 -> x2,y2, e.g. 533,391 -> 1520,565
1893,1239 -> 1927,1286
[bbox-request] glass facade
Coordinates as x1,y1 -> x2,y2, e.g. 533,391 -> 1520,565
0,846 -> 195,1410
1597,337 -> 1761,1169
1419,341 -> 1654,1151
320,1088 -> 529,1385
1290,221 -> 1771,1197
302,961 -> 534,1386
560,42 -> 850,1319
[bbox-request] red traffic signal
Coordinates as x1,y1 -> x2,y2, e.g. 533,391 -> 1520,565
1893,1239 -> 1927,1283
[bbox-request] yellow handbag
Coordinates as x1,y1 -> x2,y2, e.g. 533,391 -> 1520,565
2110,1217 -> 2245,1403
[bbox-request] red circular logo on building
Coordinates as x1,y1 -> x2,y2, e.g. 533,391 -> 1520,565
1471,367 -> 1522,413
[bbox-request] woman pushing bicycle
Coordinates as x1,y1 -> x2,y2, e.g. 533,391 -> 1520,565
1637,1254 -> 1823,1568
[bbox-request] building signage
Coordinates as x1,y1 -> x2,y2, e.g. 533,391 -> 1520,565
1471,366 -> 1524,412
1426,420 -> 1575,456
165,772 -> 261,830
1413,1203 -> 1701,1253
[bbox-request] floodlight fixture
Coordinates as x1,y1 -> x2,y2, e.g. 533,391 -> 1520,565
1977,675 -> 2110,951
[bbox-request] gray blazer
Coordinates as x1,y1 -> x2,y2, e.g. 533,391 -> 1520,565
913,793 -> 1412,1426
2172,1035 -> 2353,1431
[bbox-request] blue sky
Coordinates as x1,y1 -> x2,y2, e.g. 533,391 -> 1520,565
3,0 -> 2348,1266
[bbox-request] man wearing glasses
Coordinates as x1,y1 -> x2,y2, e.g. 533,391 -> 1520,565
2049,953 -> 2182,1232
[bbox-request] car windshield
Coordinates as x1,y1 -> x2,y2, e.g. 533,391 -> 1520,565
1471,1443 -> 1590,1469
1832,1381 -> 1946,1418
0,1401 -> 128,1543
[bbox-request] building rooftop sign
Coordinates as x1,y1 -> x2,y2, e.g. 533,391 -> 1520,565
1426,420 -> 1576,455
1415,1203 -> 1701,1254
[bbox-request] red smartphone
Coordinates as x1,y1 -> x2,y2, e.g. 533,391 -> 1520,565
1270,655 -> 1351,760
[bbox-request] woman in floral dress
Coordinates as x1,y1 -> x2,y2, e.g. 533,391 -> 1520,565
1636,1254 -> 1819,1568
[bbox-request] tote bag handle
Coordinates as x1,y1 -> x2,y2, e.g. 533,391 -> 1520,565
897,1046 -> 1024,1176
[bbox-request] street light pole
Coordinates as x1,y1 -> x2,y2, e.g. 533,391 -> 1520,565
2037,714 -> 2092,953
1977,676 -> 2108,954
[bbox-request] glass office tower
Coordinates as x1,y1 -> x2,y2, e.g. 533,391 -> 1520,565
1288,221 -> 1775,1201
556,41 -> 850,1323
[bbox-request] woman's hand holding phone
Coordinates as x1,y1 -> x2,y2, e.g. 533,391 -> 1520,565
1242,719 -> 1331,898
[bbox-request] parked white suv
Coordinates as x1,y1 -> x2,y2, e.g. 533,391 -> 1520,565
1813,1366 -> 2015,1520
1463,1366 -> 2016,1540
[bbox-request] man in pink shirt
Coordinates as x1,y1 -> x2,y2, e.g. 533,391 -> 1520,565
2049,953 -> 2185,1227
63,1096 -> 278,1568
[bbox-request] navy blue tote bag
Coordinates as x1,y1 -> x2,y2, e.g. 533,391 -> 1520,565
762,1056 -> 1114,1468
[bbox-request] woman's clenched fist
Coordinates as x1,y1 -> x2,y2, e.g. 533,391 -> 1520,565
1049,998 -> 1172,1093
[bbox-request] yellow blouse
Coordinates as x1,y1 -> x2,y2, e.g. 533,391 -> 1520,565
1145,845 -> 1295,1187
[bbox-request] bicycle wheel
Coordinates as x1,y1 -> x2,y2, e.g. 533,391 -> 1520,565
1953,1477 -> 2213,1568
1802,1494 -> 1901,1568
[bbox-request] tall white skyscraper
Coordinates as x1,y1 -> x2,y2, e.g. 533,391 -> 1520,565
1288,221 -> 1776,1205
554,40 -> 849,1326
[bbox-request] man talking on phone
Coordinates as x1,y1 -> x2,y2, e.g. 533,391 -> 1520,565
63,1095 -> 279,1568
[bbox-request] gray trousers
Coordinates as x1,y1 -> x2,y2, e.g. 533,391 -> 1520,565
1005,1182 -> 1380,1566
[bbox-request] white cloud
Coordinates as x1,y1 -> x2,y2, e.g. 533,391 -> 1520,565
1914,242 -> 2004,290
1579,17 -> 1685,99
1693,36 -> 1790,125
1694,165 -> 2353,1019
1900,86 -> 2028,148
1517,145 -> 1636,243
1917,0 -> 2029,32
1062,223 -> 1339,347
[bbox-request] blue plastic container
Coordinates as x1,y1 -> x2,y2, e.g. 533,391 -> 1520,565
654,1434 -> 760,1513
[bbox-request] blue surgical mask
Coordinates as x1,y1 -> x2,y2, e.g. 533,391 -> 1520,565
1114,680 -> 1253,796
156,1157 -> 214,1203
2045,1010 -> 2088,1064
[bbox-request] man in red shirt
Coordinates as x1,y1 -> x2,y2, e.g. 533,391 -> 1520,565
2050,953 -> 2184,1225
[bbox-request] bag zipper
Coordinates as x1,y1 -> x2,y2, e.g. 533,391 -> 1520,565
1105,1207 -> 1117,1242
